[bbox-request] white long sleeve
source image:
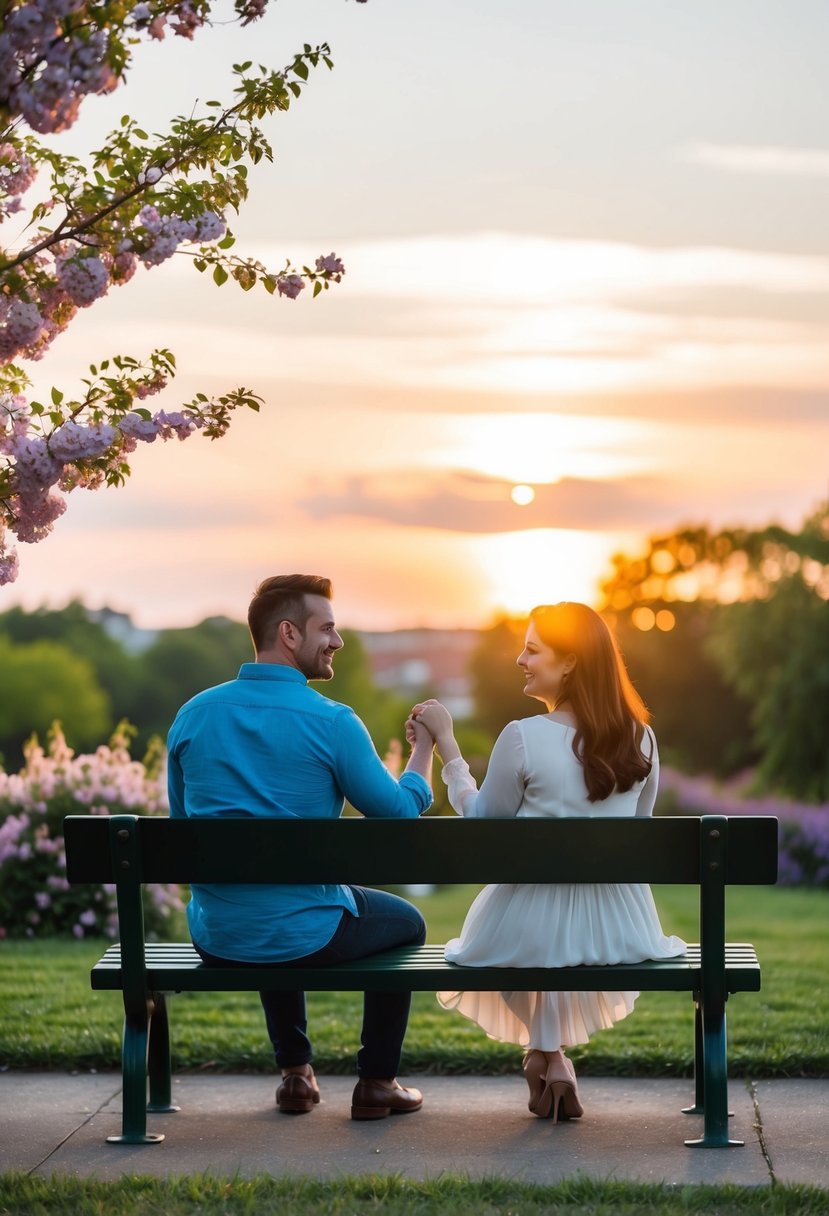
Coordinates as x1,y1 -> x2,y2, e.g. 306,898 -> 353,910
441,721 -> 526,818
634,727 -> 659,817
442,718 -> 660,820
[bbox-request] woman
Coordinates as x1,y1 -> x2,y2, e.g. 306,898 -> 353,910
410,602 -> 685,1123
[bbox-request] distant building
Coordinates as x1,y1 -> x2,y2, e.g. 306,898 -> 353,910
359,628 -> 480,719
87,607 -> 158,654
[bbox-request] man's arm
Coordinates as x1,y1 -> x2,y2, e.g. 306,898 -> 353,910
333,707 -> 433,818
166,722 -> 186,819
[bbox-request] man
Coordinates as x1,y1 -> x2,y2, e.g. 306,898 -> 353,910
167,574 -> 435,1120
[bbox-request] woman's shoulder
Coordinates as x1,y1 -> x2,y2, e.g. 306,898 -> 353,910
639,722 -> 658,760
515,712 -> 575,735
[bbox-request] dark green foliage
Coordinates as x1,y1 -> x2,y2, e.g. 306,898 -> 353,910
708,581 -> 829,801
468,615 -> 544,738
612,603 -> 758,776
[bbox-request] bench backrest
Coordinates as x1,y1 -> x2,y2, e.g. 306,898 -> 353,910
64,814 -> 777,1016
64,814 -> 778,887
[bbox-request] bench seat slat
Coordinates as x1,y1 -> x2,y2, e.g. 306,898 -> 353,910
90,941 -> 761,995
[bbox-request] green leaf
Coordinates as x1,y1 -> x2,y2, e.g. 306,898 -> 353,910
50,386 -> 64,405
213,265 -> 229,286
313,281 -> 322,298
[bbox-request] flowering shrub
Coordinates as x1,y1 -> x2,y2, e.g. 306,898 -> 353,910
657,767 -> 829,889
0,721 -> 182,939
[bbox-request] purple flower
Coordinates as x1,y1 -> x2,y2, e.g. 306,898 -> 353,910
277,274 -> 305,300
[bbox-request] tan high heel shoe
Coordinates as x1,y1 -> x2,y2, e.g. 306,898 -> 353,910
522,1050 -> 553,1117
545,1051 -> 584,1123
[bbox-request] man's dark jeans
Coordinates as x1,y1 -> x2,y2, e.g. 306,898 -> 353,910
194,886 -> 426,1078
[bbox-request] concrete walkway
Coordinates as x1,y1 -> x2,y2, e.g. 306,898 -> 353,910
1,1072 -> 827,1188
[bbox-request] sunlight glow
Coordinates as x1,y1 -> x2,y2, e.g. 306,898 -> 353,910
469,528 -> 641,616
511,484 -> 536,506
431,413 -> 651,485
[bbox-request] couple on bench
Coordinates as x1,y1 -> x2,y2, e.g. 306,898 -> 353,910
167,574 -> 684,1125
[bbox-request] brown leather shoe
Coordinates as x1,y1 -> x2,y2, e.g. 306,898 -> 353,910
351,1077 -> 423,1120
276,1065 -> 320,1114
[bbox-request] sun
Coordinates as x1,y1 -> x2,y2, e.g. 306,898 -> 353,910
510,484 -> 535,506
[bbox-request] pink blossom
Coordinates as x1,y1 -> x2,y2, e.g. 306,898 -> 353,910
239,0 -> 269,24
140,234 -> 179,266
8,435 -> 62,489
9,487 -> 67,543
315,252 -> 345,278
170,2 -> 204,39
134,372 -> 167,399
137,204 -> 162,234
118,412 -> 159,442
48,420 -> 116,462
0,546 -> 20,585
56,254 -> 110,306
153,409 -> 199,440
0,300 -> 45,359
111,250 -> 137,284
277,273 -> 305,299
195,210 -> 225,241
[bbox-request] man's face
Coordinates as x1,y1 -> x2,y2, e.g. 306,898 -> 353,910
293,595 -> 344,681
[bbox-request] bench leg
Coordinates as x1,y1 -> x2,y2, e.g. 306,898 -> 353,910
681,997 -> 705,1115
685,1007 -> 743,1148
146,993 -> 180,1114
107,1015 -> 165,1145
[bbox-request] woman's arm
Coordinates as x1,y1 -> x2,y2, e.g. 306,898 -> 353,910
634,726 -> 660,817
411,700 -> 526,818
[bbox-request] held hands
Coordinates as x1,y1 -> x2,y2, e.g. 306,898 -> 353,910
405,714 -> 435,752
406,699 -> 459,763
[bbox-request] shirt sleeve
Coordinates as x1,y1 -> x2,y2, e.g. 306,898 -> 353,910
441,721 -> 526,818
634,726 -> 660,817
332,706 -> 432,818
166,722 -> 186,819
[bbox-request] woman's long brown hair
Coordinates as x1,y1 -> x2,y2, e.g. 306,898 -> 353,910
531,603 -> 651,802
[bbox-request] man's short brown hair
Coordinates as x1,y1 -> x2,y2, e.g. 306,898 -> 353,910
248,574 -> 332,652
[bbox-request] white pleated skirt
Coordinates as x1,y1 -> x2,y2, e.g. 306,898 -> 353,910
437,882 -> 686,1050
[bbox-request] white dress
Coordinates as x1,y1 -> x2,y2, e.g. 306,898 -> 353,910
437,714 -> 687,1050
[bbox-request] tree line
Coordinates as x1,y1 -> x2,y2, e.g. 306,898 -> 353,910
2,501 -> 827,801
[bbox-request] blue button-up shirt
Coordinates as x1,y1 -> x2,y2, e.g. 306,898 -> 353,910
166,663 -> 432,961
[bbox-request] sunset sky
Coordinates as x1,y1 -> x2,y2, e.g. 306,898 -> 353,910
7,0 -> 829,630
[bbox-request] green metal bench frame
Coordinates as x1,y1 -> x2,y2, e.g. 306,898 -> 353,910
63,812 -> 777,1149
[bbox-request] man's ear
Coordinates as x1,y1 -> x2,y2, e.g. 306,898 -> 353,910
278,619 -> 301,650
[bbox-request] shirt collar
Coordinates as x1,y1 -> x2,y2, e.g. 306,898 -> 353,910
237,662 -> 307,685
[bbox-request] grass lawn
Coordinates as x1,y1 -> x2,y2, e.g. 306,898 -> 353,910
1,884 -> 826,1077
1,1174 -> 829,1216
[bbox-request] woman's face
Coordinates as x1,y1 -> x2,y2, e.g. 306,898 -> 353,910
516,620 -> 575,708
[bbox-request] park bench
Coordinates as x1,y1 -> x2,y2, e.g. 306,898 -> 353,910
63,812 -> 777,1149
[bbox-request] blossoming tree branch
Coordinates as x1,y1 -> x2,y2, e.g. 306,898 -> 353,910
0,0 -> 356,584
